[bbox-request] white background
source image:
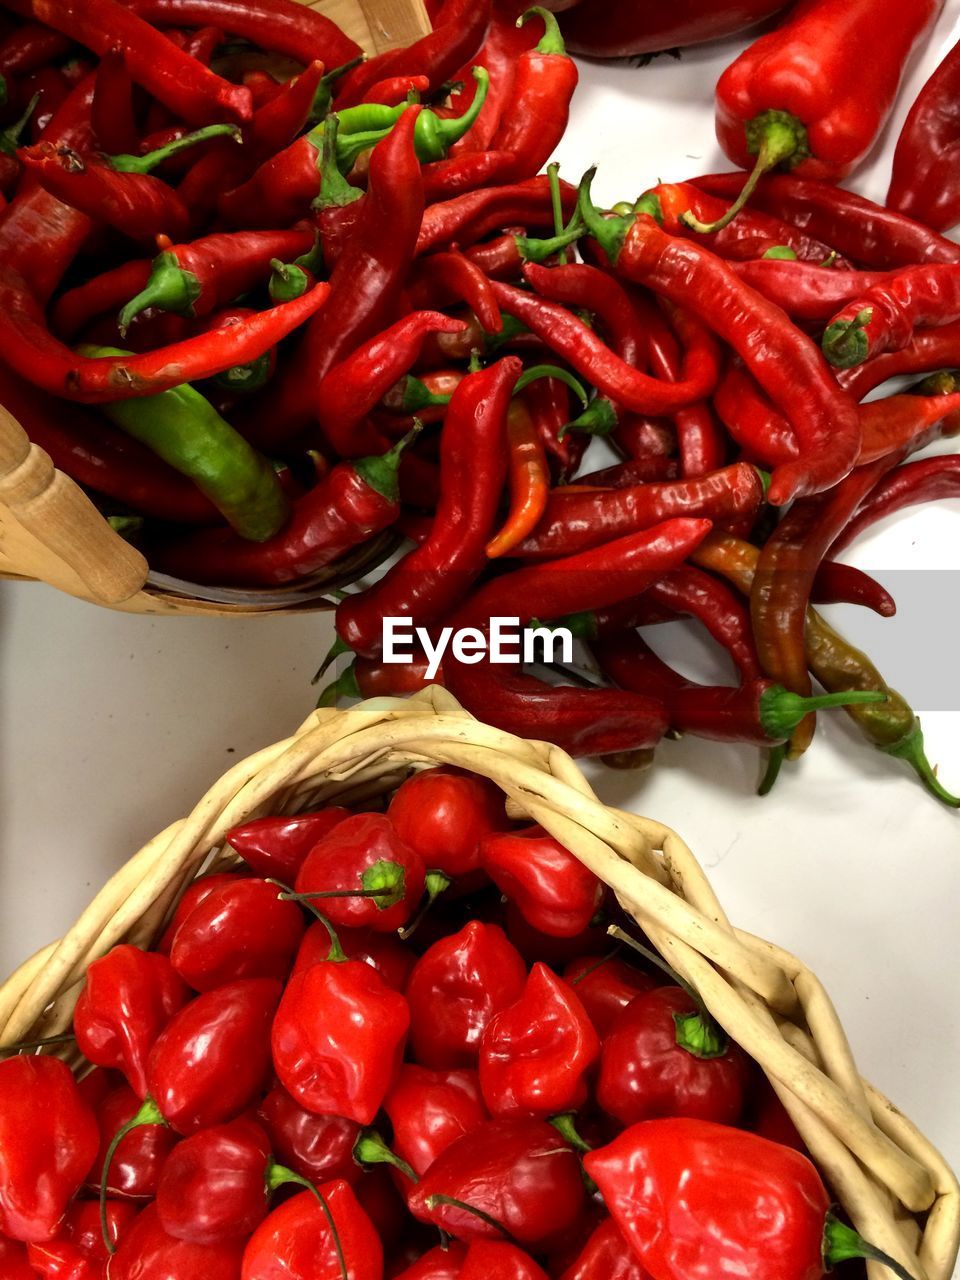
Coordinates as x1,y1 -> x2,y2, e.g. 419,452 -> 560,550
2,3 -> 959,1263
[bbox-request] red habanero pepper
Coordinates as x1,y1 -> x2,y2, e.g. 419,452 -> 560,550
395,1243 -> 468,1279
579,174 -> 861,504
479,963 -> 600,1117
461,1240 -> 549,1280
335,357 -> 519,658
116,227 -> 316,334
560,1216 -> 653,1280
73,945 -> 191,1099
823,265 -> 960,369
511,463 -> 762,561
406,252 -> 502,334
27,1200 -> 139,1277
586,1117 -> 918,1280
486,396 -> 552,558
405,921 -> 527,1069
0,1057 -> 99,1244
122,0 -> 361,65
226,808 -> 352,883
416,175 -> 577,254
887,40 -> 960,232
168,877 -> 305,992
316,312 -> 467,457
480,826 -> 604,938
408,1116 -> 586,1247
6,0 -> 253,124
830,455 -> 960,556
387,766 -> 507,878
86,1084 -> 177,1200
563,956 -> 657,1039
697,0 -> 943,234
293,924 -> 416,992
258,1087 -> 361,1189
91,47 -> 136,155
596,985 -> 750,1127
107,1204 -> 245,1280
271,930 -> 410,1125
241,1181 -> 381,1280
692,171 -> 960,269
156,872 -> 247,954
149,429 -> 413,587
0,1235 -> 34,1280
383,1064 -> 488,1177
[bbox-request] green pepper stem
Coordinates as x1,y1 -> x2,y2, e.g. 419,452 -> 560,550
283,858 -> 404,911
269,258 -> 311,304
514,363 -> 588,407
309,54 -> 366,127
426,1195 -> 521,1247
515,220 -> 584,264
353,419 -> 423,502
823,308 -> 875,370
398,375 -> 451,413
431,66 -> 489,155
673,1010 -> 728,1059
280,891 -> 345,961
560,396 -> 618,439
758,743 -> 787,796
823,1213 -> 917,1280
633,191 -> 663,223
109,124 -> 241,174
884,723 -> 960,807
398,870 -> 452,940
758,686 -> 887,742
101,1097 -> 166,1253
681,110 -> 807,234
353,1129 -> 418,1182
312,635 -> 352,684
577,168 -> 631,263
550,1113 -> 593,1154
314,114 -> 364,209
762,245 -> 799,260
546,161 -> 567,263
118,250 -> 200,336
0,92 -> 38,158
607,925 -> 712,1020
518,5 -> 566,54
273,1167 -> 348,1280
317,660 -> 361,708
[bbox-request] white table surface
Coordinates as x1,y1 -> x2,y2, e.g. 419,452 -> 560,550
3,6 -> 960,1266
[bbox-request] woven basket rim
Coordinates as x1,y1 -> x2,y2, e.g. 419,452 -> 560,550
1,687 -> 956,1280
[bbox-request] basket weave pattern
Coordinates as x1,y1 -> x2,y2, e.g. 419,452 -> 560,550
0,688 -> 956,1280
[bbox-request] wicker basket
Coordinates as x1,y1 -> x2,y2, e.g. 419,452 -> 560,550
1,688 -> 956,1279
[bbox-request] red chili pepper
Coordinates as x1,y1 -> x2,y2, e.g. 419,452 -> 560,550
107,1203 -> 245,1279
692,171 -> 960,269
271,932 -> 409,1125
554,0 -> 786,58
318,654 -> 441,704
525,371 -> 585,481
831,455 -> 960,555
0,23 -> 70,77
585,1118 -> 916,1280
382,1064 -> 488,1178
480,826 -> 603,938
887,40 -> 960,231
362,72 -> 430,106
823,265 -> 960,369
406,921 -> 527,1069
577,457 -> 678,486
335,357 -> 519,659
486,397 -> 552,559
257,1086 -> 361,1189
167,877 -> 305,992
73,945 -> 191,1099
90,46 -> 136,155
241,1180 -> 381,1280
156,872 -> 247,954
51,260 -> 151,339
387,766 -> 508,879
559,1215 -> 653,1280
579,174 -> 861,505
642,565 -> 762,680
461,1240 -> 550,1280
149,428 -> 412,587
407,252 -> 502,335
86,1084 -> 177,1201
394,1243 -> 468,1279
416,175 -> 576,255
408,1115 -> 586,1247
730,259 -> 891,322
479,962 -> 600,1117
562,956 -> 657,1039
858,388 -> 960,464
8,0 -> 252,124
0,1057 -> 98,1243
225,809 -> 352,884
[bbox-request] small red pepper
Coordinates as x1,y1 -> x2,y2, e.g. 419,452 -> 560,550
416,175 -> 576,255
562,955 -> 657,1038
394,1243 -> 468,1279
887,39 -> 960,231
461,1239 -> 550,1280
73,944 -> 191,1098
406,251 -> 502,335
294,923 -> 416,992
0,1057 -> 99,1244
0,1234 -> 34,1280
362,73 -> 431,106
387,766 -> 507,879
559,1216 -> 653,1280
479,963 -> 600,1117
257,1087 -> 361,1189
27,1199 -> 138,1277
241,1180 -> 382,1280
226,809 -> 352,884
107,1203 -> 245,1280
383,1063 -> 488,1177
405,921 -> 527,1069
480,826 -> 603,938
86,1083 -> 177,1201
831,454 -> 960,555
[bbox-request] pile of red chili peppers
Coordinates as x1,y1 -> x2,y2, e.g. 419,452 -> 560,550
0,772 -> 921,1278
0,0 -> 958,806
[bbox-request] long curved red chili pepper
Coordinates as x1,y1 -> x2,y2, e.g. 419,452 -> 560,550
823,265 -> 960,369
830,455 -> 960,556
405,251 -> 502,335
91,47 -> 137,155
887,38 -> 960,232
416,175 -> 577,255
731,259 -> 892,322
486,396 -> 551,559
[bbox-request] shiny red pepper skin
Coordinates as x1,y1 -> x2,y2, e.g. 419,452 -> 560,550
731,259 -> 890,322
0,1057 -> 99,1244
408,1116 -> 586,1247
394,1243 -> 468,1279
416,175 -> 576,256
272,958 -> 409,1124
294,813 -> 426,934
0,1234 -> 34,1280
157,873 -> 247,953
563,956 -> 658,1038
257,1087 -> 361,1188
73,944 -> 191,1098
480,826 -> 603,938
479,962 -> 600,1117
406,252 -> 502,336
385,1064 -> 488,1177
387,766 -> 508,878
461,1240 -> 550,1279
888,40 -> 960,231
823,265 -> 960,369
0,24 -> 70,77
294,923 -> 416,991
241,1181 -> 382,1280
555,0 -> 785,57
226,809 -> 353,883
597,986 -> 750,1127
147,978 -> 281,1134
405,921 -> 527,1069
86,1083 -> 177,1201
107,1203 -> 245,1280
559,1216 -> 653,1280
27,1199 -> 139,1277
168,877 -> 305,992
585,1118 -> 833,1280
91,46 -> 137,155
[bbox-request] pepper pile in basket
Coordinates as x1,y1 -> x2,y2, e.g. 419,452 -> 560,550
0,771 -> 918,1278
0,0 -> 957,804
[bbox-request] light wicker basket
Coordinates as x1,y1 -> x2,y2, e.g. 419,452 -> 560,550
0,689 -> 956,1278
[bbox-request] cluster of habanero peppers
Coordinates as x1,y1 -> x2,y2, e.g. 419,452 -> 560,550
0,0 -> 958,806
0,768 -> 921,1278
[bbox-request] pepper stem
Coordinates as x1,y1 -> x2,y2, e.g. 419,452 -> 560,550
108,123 -> 241,174
518,5 -> 566,54
546,160 -> 567,263
353,1129 -> 418,1182
0,92 -> 38,157
425,1195 -> 521,1247
353,420 -> 423,502
681,110 -> 807,234
101,1097 -> 166,1252
310,54 -> 366,126
0,1031 -> 76,1055
673,1010 -> 728,1059
312,634 -> 352,684
272,1167 -> 348,1280
269,258 -> 311,304
430,66 -> 489,157
397,375 -> 451,413
292,901 -> 346,962
577,168 -> 631,264
759,686 -> 887,742
282,859 -> 405,911
607,925 -> 708,1014
884,722 -> 960,807
514,363 -> 588,406
317,660 -> 361,708
314,114 -> 364,208
758,743 -> 787,796
398,870 -> 451,940
763,245 -> 799,260
118,250 -> 200,336
550,1113 -> 593,1154
823,1213 -> 917,1280
823,308 -> 875,370
560,396 -> 618,439
515,220 -> 584,264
